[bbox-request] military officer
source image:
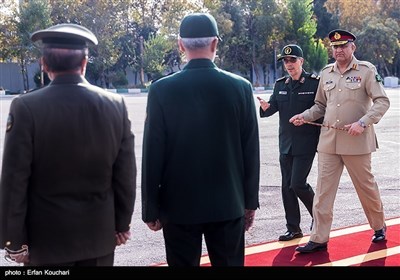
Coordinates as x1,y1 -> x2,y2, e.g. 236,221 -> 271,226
141,13 -> 260,266
0,24 -> 136,265
258,44 -> 321,241
290,29 -> 390,253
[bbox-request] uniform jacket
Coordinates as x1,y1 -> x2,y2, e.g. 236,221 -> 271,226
0,74 -> 136,265
302,56 -> 390,155
141,59 -> 260,224
260,70 -> 321,155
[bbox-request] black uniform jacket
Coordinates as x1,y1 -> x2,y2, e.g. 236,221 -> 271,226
0,74 -> 136,264
260,71 -> 321,155
142,59 -> 260,225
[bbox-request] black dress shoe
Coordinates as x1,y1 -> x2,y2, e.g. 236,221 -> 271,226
279,231 -> 303,241
295,241 -> 328,253
372,224 -> 387,243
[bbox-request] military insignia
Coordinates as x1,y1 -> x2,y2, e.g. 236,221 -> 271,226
6,114 -> 13,132
345,76 -> 361,83
310,74 -> 320,80
375,73 -> 383,83
334,32 -> 341,40
284,47 -> 292,55
300,77 -> 305,83
278,91 -> 287,95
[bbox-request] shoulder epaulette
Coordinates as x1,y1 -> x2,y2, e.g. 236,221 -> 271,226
357,60 -> 375,70
276,76 -> 286,82
310,73 -> 320,80
321,63 -> 334,71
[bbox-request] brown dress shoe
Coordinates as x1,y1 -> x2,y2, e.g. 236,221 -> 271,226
295,241 -> 327,253
279,231 -> 303,241
372,224 -> 387,243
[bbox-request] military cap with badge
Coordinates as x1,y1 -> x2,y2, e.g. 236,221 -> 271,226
328,29 -> 356,46
277,44 -> 303,61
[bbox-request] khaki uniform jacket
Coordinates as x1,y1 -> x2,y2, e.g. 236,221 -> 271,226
302,56 -> 390,155
0,74 -> 136,265
141,59 -> 260,225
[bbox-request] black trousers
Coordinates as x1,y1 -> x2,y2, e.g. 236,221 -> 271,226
26,252 -> 114,266
162,216 -> 245,266
280,153 -> 315,232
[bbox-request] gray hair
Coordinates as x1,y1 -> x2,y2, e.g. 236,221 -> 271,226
180,37 -> 215,50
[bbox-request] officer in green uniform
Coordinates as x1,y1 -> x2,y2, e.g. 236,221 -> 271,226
141,13 -> 260,266
258,44 -> 321,241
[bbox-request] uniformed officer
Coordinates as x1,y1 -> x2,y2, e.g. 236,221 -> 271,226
258,44 -> 321,241
290,29 -> 390,253
0,23 -> 136,265
141,13 -> 260,266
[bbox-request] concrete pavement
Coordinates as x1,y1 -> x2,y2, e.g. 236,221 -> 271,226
0,88 -> 399,266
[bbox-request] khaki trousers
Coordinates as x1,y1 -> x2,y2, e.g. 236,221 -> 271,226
310,152 -> 385,243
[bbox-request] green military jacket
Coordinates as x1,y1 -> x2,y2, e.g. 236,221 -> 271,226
142,59 -> 260,224
260,70 -> 321,155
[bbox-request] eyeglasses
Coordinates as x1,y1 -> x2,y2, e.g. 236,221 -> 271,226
283,57 -> 298,64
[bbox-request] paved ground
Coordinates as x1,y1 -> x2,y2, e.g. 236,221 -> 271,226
0,88 -> 399,267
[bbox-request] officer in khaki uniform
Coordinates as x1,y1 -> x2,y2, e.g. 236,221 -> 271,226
258,44 -> 321,241
290,29 -> 390,253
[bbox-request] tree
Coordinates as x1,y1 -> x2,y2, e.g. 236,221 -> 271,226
313,0 -> 338,38
15,0 -> 52,91
324,0 -> 378,31
142,34 -> 172,82
356,17 -> 399,77
285,0 -> 327,73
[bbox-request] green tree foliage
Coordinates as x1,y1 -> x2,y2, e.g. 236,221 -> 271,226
15,0 -> 52,90
313,0 -> 338,38
308,38 -> 328,74
1,0 -> 399,90
357,17 -> 399,77
284,0 -> 327,73
142,34 -> 172,82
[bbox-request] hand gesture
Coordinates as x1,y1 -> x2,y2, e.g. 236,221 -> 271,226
257,97 -> 270,111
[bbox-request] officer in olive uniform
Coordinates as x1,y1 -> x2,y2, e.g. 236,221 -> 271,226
291,30 -> 390,253
141,13 -> 260,266
258,44 -> 321,241
0,24 -> 136,265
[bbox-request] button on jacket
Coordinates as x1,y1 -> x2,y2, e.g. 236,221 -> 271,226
302,57 -> 390,155
260,70 -> 321,155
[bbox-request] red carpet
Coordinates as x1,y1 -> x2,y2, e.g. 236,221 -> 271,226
157,217 -> 399,266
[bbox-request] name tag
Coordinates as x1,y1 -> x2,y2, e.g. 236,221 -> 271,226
298,92 -> 314,95
278,91 -> 287,95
